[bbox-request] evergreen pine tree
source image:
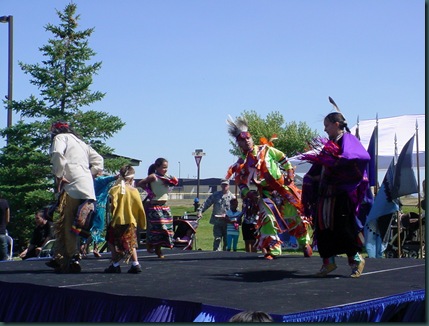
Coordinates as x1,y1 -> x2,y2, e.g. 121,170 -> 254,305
0,3 -> 126,247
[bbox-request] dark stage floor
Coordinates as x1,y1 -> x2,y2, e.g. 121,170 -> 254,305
0,250 -> 425,316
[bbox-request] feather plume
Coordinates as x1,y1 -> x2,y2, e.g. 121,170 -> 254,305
328,96 -> 341,112
226,115 -> 249,138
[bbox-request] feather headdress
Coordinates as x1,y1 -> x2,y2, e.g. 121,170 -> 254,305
327,96 -> 349,130
226,115 -> 250,139
328,96 -> 341,112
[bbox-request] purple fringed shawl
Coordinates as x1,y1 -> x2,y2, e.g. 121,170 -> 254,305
300,133 -> 370,228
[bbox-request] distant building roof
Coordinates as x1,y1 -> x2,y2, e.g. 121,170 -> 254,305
133,178 -> 230,188
180,178 -> 229,186
103,153 -> 141,166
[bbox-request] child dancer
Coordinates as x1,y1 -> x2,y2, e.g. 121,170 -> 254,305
137,158 -> 178,258
225,198 -> 242,251
104,165 -> 146,273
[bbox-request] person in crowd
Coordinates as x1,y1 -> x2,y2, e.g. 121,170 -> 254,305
46,120 -> 103,273
197,179 -> 236,251
104,165 -> 146,273
228,311 -> 274,322
19,210 -> 54,259
193,197 -> 200,212
300,111 -> 370,278
81,171 -> 119,258
137,158 -> 178,258
0,193 -> 10,261
241,190 -> 259,253
225,198 -> 242,252
225,116 -> 312,260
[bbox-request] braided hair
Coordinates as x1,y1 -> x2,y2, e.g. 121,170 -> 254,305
324,112 -> 351,133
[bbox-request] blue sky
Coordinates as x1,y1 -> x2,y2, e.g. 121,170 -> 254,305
0,0 -> 425,180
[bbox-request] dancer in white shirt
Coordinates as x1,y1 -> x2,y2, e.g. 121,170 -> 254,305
46,120 -> 103,273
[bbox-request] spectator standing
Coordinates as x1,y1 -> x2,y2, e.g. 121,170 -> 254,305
241,190 -> 259,253
300,111 -> 370,277
137,158 -> 178,258
193,197 -> 200,212
46,120 -> 103,273
225,198 -> 242,251
0,194 -> 10,261
19,210 -> 54,259
197,179 -> 236,251
104,165 -> 146,273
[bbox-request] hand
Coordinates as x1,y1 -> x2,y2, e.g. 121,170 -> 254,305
56,176 -> 70,191
57,176 -> 70,184
252,177 -> 261,185
285,169 -> 294,185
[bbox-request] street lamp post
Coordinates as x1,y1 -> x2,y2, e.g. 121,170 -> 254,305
0,15 -> 13,128
192,149 -> 206,200
178,161 -> 181,180
178,161 -> 181,194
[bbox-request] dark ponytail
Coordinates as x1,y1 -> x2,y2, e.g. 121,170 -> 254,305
148,158 -> 167,175
325,112 -> 350,133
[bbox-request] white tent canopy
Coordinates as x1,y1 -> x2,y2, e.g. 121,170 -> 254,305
290,114 -> 425,173
350,114 -> 425,159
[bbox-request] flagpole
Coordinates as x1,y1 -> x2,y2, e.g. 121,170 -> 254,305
375,114 -> 379,195
394,134 -> 398,161
355,115 -> 360,140
415,120 -> 423,259
393,133 -> 402,258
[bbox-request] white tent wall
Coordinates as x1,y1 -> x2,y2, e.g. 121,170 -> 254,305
349,114 -> 425,168
290,114 -> 425,182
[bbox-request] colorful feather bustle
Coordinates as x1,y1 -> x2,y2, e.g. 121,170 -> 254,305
299,137 -> 341,166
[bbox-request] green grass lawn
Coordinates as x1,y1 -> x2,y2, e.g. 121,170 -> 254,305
170,204 -> 310,255
169,196 -> 422,255
170,205 -> 217,251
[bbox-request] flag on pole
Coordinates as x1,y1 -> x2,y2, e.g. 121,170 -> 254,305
391,135 -> 418,198
365,158 -> 400,258
366,158 -> 399,224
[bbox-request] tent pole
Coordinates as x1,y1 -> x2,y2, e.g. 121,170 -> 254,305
374,115 -> 379,195
396,211 -> 402,258
415,121 -> 423,259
